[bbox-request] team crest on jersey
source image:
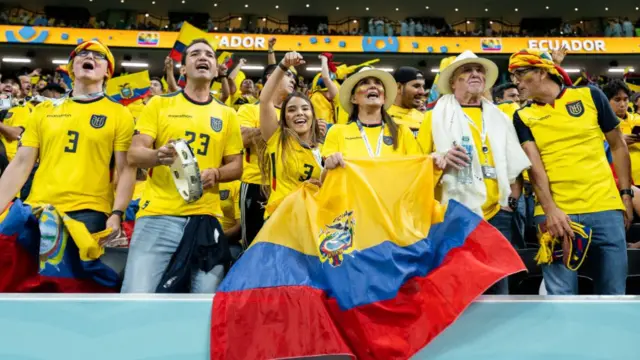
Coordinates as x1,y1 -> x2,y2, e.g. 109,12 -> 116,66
211,117 -> 223,132
383,136 -> 393,146
90,114 -> 107,129
220,190 -> 230,200
565,100 -> 584,117
119,83 -> 134,99
318,210 -> 356,267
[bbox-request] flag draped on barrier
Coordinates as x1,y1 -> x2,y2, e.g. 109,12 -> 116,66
211,157 -> 526,360
0,200 -> 120,292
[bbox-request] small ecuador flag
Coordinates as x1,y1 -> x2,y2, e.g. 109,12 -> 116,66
106,71 -> 151,106
0,200 -> 120,293
211,157 -> 526,360
169,21 -> 218,63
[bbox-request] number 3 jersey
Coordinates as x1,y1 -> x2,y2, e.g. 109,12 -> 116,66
134,90 -> 243,219
20,96 -> 134,214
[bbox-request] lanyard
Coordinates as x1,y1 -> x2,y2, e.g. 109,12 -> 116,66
51,91 -> 104,107
356,120 -> 385,158
311,148 -> 324,169
462,109 -> 490,158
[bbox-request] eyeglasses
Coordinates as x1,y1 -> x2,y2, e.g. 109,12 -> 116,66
510,67 -> 536,82
76,50 -> 107,61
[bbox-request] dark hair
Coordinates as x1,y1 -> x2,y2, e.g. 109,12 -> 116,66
348,79 -> 399,150
602,80 -> 631,100
150,77 -> 165,91
262,64 -> 278,83
492,83 -> 518,103
180,38 -> 215,66
42,83 -> 65,95
258,91 -> 322,198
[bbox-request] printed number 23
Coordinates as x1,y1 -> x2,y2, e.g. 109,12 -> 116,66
64,130 -> 79,153
299,164 -> 314,181
185,131 -> 210,156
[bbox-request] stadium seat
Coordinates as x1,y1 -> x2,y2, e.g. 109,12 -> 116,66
626,249 -> 640,295
510,248 -> 542,294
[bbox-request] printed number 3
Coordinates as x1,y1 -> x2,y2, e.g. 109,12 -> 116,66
185,131 -> 210,156
64,130 -> 79,153
299,164 -> 314,181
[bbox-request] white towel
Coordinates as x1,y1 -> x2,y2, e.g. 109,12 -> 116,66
432,94 -> 531,217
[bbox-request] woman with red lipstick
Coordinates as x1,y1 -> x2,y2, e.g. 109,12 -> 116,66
321,67 -> 442,171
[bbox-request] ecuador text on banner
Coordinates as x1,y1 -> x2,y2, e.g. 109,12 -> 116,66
0,200 -> 120,292
211,157 -> 526,360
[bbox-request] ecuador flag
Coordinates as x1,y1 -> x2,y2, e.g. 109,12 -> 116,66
211,157 -> 526,359
170,22 -> 218,63
0,200 -> 120,293
106,71 -> 151,106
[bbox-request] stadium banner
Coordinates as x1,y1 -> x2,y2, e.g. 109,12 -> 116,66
0,25 -> 632,54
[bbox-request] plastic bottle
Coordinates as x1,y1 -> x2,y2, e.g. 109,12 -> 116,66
457,136 -> 473,184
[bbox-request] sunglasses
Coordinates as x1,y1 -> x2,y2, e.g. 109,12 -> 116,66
76,50 -> 107,61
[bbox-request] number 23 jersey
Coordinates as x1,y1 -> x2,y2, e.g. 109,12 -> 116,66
134,91 -> 243,219
20,96 -> 134,214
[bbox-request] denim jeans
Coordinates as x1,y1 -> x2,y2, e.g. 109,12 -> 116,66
65,210 -> 127,278
121,215 -> 224,294
485,209 -> 515,295
534,210 -> 627,295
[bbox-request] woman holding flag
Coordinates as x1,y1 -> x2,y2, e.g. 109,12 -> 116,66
258,52 -> 324,218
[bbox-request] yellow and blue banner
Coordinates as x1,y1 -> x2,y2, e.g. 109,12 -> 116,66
106,71 -> 151,106
211,157 -> 525,359
0,200 -> 119,292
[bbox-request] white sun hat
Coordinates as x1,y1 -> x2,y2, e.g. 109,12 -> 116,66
338,67 -> 397,115
436,50 -> 499,95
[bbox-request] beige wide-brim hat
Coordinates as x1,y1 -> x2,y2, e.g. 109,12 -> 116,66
339,67 -> 397,116
436,50 -> 499,95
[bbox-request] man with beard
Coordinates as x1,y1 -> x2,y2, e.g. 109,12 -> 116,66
236,63 -> 297,247
123,39 -> 243,293
417,51 -> 530,294
388,66 -> 427,136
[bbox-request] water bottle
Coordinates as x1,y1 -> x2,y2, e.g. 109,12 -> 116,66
457,136 -> 473,184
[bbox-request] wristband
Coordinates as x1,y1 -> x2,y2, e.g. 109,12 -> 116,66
110,210 -> 124,221
278,62 -> 289,72
268,50 -> 274,54
620,188 -> 634,198
508,196 -> 518,211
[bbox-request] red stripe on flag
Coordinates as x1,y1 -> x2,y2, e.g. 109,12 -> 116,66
211,287 -> 354,360
169,49 -> 182,63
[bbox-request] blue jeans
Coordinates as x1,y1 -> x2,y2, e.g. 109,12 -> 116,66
486,210 -> 515,295
121,215 -> 224,294
534,210 -> 627,295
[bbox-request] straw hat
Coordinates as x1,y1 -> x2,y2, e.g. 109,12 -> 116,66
338,67 -> 397,115
436,50 -> 498,95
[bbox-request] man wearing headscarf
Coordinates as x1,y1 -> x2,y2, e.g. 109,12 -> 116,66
510,49 -> 632,295
417,51 -> 531,294
0,40 -> 136,240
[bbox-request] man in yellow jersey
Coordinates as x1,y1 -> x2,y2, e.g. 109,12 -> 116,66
123,39 -> 243,293
603,80 -> 640,184
237,63 -> 296,247
417,51 -> 530,294
388,67 -> 427,136
509,49 -> 632,295
0,40 -> 136,238
310,53 -> 340,124
492,83 -> 521,119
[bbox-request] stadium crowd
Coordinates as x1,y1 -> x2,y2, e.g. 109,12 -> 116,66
2,16 -> 640,295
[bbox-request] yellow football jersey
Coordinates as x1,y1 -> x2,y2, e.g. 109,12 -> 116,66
322,121 -> 421,159
514,86 -> 623,216
237,102 -> 280,185
135,91 -> 243,219
264,128 -> 323,218
387,104 -> 425,136
1,104 -> 31,161
226,92 -> 258,111
219,180 -> 241,232
21,96 -> 134,214
310,92 -> 338,124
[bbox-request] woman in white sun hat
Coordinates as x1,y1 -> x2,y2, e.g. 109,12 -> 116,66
321,67 -> 446,172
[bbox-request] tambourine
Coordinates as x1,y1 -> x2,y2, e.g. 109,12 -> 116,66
170,139 -> 203,203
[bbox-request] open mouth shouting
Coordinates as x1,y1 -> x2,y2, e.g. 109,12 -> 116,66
292,115 -> 308,126
366,88 -> 381,100
196,62 -> 210,72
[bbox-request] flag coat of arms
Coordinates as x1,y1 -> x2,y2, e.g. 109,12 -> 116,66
211,157 -> 526,360
106,71 -> 151,106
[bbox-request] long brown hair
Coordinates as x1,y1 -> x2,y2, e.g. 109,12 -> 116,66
258,92 -> 323,198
